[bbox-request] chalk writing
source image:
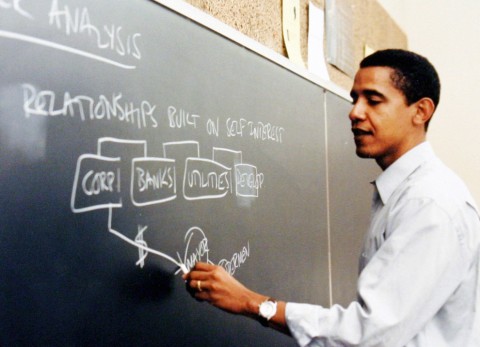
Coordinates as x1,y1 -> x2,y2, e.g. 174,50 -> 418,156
226,117 -> 285,143
135,225 -> 148,268
167,105 -> 200,129
48,0 -> 142,60
183,158 -> 232,201
206,117 -> 219,137
71,138 -> 257,272
235,164 -> 264,197
0,1 -> 140,68
22,84 -> 158,129
131,157 -> 177,207
0,0 -> 33,19
180,226 -> 212,271
71,154 -> 122,213
218,242 -> 250,276
135,166 -> 174,192
179,226 -> 251,276
81,168 -> 120,196
249,120 -> 285,143
107,207 -> 188,274
0,30 -> 137,69
163,105 -> 286,143
2,0 -> 282,286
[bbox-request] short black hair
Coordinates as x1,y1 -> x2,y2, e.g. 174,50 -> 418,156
360,49 -> 441,110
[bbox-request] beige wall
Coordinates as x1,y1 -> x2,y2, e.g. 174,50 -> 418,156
378,0 -> 480,203
185,0 -> 407,91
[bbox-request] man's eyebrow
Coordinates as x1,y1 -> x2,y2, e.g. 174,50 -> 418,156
350,89 -> 386,102
350,88 -> 385,97
363,89 -> 386,99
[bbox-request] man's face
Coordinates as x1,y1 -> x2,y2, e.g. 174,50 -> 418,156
349,66 -> 420,170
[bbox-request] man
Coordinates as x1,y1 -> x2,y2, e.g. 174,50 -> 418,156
183,49 -> 480,346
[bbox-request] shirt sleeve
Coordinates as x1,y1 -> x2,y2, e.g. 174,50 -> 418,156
285,197 -> 473,347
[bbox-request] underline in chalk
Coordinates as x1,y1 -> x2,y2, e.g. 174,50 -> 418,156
0,30 -> 137,70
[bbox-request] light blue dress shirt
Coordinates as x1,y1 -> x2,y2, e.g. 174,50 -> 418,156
286,142 -> 480,347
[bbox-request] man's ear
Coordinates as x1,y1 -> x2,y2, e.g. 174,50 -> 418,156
413,97 -> 435,126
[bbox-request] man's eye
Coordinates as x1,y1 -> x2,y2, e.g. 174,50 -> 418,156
368,99 -> 381,105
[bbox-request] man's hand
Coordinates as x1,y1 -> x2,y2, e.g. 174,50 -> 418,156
183,262 -> 289,334
183,262 -> 265,316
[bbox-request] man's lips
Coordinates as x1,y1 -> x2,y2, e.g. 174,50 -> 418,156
352,128 -> 372,137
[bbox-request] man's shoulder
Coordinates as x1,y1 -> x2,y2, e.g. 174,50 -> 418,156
402,157 -> 477,214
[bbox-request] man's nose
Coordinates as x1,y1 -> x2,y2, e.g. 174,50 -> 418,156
349,101 -> 366,123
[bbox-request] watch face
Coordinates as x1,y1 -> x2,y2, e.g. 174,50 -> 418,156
260,301 -> 276,317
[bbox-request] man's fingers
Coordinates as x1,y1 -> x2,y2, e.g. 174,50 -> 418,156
185,279 -> 211,303
193,261 -> 217,271
186,271 -> 210,282
182,262 -> 217,281
186,279 -> 210,293
183,263 -> 226,301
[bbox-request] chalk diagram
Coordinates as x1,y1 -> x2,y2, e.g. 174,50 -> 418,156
70,137 -> 264,273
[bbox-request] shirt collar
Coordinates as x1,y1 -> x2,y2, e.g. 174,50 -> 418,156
374,142 -> 435,204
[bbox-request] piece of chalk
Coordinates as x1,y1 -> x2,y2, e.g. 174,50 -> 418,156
179,264 -> 188,274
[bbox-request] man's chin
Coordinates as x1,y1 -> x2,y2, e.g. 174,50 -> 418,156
355,148 -> 373,159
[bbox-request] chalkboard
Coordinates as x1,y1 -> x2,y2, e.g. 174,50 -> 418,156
0,1 -> 375,346
325,91 -> 380,306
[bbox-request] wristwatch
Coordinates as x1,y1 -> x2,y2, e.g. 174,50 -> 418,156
258,298 -> 277,324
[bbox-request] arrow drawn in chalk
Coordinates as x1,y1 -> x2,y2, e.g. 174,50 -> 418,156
108,207 -> 188,274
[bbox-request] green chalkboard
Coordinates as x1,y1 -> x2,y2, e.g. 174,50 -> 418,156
0,1 -> 377,346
